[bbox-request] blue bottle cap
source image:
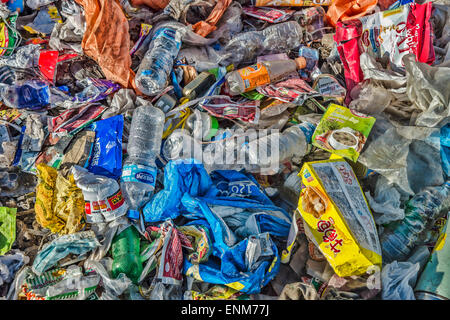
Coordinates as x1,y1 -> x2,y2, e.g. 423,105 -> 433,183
127,209 -> 140,220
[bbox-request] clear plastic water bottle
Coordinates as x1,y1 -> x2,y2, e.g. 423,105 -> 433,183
381,181 -> 450,263
121,104 -> 165,220
219,21 -> 304,66
246,122 -> 316,169
135,25 -> 182,96
225,57 -> 307,95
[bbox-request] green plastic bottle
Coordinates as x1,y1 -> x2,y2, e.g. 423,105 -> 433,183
111,225 -> 143,284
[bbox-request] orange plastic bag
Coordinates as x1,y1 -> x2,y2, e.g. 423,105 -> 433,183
192,0 -> 232,38
130,0 -> 169,10
326,0 -> 378,27
74,0 -> 135,89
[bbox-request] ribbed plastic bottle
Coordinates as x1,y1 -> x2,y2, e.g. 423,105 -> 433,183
225,57 -> 307,95
134,25 -> 182,96
111,225 -> 143,284
120,104 -> 165,220
380,181 -> 450,263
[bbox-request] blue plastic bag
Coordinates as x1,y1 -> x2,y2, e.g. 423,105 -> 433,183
145,159 -> 291,293
143,159 -> 212,223
86,115 -> 123,179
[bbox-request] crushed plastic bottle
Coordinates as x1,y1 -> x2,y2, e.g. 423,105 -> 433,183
135,25 -> 182,96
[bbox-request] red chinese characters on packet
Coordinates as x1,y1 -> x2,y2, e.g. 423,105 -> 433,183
317,217 -> 343,254
334,2 -> 435,103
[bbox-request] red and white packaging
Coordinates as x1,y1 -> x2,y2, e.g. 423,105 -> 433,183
334,2 -> 435,103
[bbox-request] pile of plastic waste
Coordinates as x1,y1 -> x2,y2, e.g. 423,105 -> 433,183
0,0 -> 449,301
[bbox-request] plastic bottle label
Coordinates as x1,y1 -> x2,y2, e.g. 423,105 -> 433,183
152,27 -> 181,51
237,63 -> 271,92
121,164 -> 157,187
298,122 -> 316,143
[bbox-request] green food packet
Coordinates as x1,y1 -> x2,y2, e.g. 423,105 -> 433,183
0,12 -> 20,57
312,104 -> 376,162
0,207 -> 16,255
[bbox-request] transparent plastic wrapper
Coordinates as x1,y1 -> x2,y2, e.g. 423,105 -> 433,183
359,116 -> 445,195
381,261 -> 420,300
49,0 -> 85,53
0,250 -> 29,297
349,84 -> 391,116
84,259 -> 132,298
32,230 -> 100,276
364,175 -> 406,225
404,54 -> 450,128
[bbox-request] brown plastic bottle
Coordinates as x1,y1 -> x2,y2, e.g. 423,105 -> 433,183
225,57 -> 307,95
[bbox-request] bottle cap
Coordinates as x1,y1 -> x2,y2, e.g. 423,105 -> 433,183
127,209 -> 140,220
294,57 -> 307,70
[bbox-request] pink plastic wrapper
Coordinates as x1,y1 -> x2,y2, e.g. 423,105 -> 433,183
334,2 -> 435,103
256,77 -> 319,104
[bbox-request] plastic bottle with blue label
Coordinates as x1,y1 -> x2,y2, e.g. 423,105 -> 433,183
134,25 -> 182,96
121,104 -> 165,221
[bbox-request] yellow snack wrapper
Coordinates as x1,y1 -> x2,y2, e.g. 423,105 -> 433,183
297,159 -> 381,277
35,163 -> 86,235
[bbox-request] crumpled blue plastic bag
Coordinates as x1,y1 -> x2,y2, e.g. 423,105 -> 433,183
381,261 -> 420,300
86,115 -> 123,179
184,234 -> 280,294
144,159 -> 290,293
143,159 -> 212,223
